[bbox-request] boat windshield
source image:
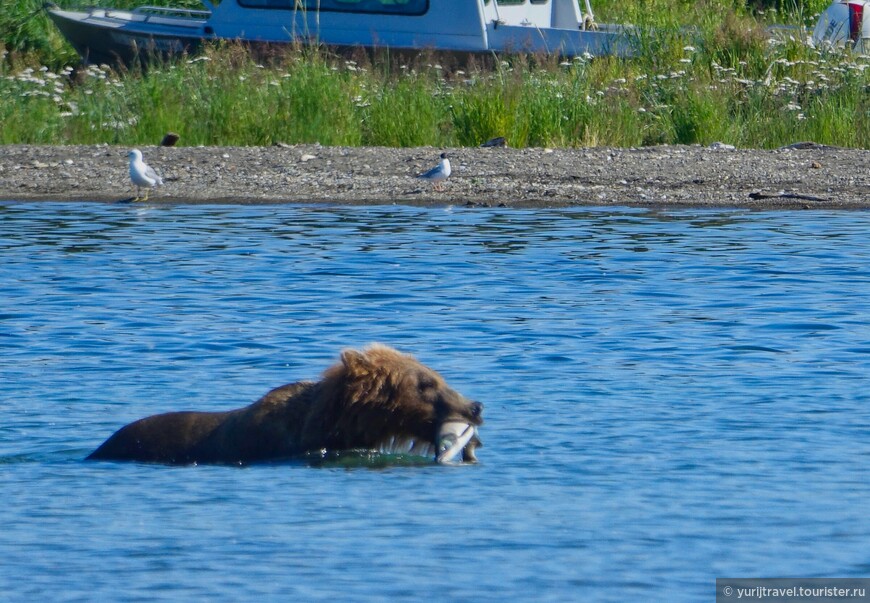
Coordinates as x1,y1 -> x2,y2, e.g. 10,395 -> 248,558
238,0 -> 427,15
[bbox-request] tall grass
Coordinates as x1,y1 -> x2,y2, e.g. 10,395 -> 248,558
1,0 -> 868,148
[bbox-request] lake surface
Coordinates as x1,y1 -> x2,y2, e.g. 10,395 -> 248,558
1,202 -> 869,602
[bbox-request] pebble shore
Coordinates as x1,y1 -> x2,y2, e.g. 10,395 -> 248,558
0,143 -> 867,208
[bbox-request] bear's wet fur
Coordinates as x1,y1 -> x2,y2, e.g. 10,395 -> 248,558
86,344 -> 483,465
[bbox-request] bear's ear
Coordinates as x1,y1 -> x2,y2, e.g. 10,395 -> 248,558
340,349 -> 371,373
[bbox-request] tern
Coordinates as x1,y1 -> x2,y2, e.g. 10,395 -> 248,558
417,152 -> 451,191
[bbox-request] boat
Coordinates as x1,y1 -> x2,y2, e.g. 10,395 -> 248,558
812,0 -> 869,53
45,0 -> 635,65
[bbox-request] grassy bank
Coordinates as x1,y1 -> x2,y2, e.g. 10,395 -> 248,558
1,0 -> 868,148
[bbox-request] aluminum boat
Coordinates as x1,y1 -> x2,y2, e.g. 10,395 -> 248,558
46,0 -> 634,64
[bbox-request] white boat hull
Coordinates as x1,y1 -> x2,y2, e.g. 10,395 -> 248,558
813,0 -> 870,53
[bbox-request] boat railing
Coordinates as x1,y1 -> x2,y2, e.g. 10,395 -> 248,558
130,6 -> 212,20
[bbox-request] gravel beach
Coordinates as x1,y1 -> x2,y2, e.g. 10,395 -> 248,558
1,143 -> 867,208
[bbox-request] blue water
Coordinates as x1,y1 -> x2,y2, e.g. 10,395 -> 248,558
1,202 -> 869,602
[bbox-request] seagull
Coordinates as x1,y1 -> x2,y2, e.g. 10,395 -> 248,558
417,152 -> 451,191
128,149 -> 163,201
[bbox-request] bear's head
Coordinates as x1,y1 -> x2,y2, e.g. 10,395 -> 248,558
314,344 -> 483,463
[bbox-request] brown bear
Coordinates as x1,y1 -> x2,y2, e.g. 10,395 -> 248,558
86,344 -> 483,465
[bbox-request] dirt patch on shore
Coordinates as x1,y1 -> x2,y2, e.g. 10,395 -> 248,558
0,143 -> 867,208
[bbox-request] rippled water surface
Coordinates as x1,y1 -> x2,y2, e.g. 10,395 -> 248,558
2,202 -> 869,602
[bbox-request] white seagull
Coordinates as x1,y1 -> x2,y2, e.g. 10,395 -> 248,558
128,149 -> 163,201
417,152 -> 451,191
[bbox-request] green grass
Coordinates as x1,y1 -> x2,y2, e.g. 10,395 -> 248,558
1,0 -> 868,148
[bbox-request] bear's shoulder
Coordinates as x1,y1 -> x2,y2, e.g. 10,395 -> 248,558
248,380 -> 317,412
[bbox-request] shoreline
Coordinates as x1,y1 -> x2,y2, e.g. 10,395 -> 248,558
1,143 -> 868,209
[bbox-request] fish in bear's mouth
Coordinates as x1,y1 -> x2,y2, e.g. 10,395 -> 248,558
436,421 -> 482,464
